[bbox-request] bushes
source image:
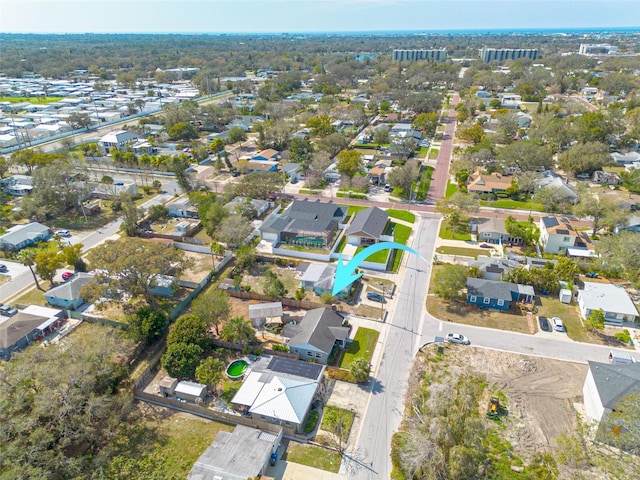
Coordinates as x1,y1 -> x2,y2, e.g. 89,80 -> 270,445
303,410 -> 319,433
271,344 -> 289,352
614,329 -> 632,344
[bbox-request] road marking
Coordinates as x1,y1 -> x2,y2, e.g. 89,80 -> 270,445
439,321 -> 443,332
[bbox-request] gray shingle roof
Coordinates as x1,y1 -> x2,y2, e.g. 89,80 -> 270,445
44,273 -> 94,301
466,277 -> 534,301
346,206 -> 389,239
589,361 -> 640,409
285,308 -> 349,354
261,199 -> 345,236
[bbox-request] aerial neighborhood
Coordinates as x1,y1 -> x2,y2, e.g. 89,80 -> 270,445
1,29 -> 640,480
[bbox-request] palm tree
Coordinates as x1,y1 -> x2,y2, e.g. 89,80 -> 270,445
221,316 -> 255,348
210,241 -> 225,270
16,248 -> 42,290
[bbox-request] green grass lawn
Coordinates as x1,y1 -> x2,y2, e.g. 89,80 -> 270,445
355,245 -> 388,263
0,96 -> 63,104
535,296 -> 589,342
435,246 -> 485,259
320,406 -> 356,445
13,284 -> 48,307
347,205 -> 367,216
285,443 -> 342,473
429,148 -> 439,160
391,223 -> 412,271
387,209 -> 415,224
445,181 -> 457,198
480,199 -> 545,211
438,219 -> 472,241
340,327 -> 380,369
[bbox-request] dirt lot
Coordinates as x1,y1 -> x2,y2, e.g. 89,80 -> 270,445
420,346 -> 587,455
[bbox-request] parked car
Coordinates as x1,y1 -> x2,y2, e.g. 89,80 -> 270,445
538,316 -> 551,332
61,271 -> 73,281
445,333 -> 470,345
551,317 -> 565,332
54,229 -> 71,237
0,304 -> 18,317
384,184 -> 393,192
0,264 -> 7,273
366,292 -> 385,303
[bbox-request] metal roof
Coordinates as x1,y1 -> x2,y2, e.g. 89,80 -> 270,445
588,361 -> 640,409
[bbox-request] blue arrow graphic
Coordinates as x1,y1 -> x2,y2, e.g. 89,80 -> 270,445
332,241 -> 423,295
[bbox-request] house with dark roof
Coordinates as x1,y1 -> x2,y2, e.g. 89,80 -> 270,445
259,199 -> 346,249
0,222 -> 50,252
298,263 -> 350,298
346,207 -> 389,247
0,306 -> 64,359
537,170 -> 578,204
539,216 -> 594,254
231,355 -> 325,433
283,308 -> 350,364
187,425 -> 281,480
468,256 -> 520,281
466,277 -> 535,311
282,162 -> 304,182
583,360 -> 640,426
44,273 -> 94,309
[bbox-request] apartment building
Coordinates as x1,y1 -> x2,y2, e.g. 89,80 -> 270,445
479,47 -> 538,63
392,48 -> 447,62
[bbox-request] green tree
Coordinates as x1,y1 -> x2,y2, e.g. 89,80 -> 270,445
457,124 -> 485,145
167,313 -> 212,352
66,111 -> 92,130
120,194 -> 144,237
504,215 -> 540,246
307,114 -> 336,137
147,204 -> 169,221
574,190 -> 628,236
127,306 -> 168,346
195,357 -> 225,393
497,139 -> 552,173
433,264 -> 468,302
288,137 -> 314,164
0,156 -> 8,178
387,160 -> 418,200
586,308 -> 605,331
215,214 -> 253,246
412,112 -> 439,136
220,316 -> 256,347
350,358 -> 371,383
557,142 -> 612,176
34,248 -> 64,284
191,289 -> 230,336
167,121 -> 199,141
373,128 -> 390,145
435,192 -> 480,233
335,149 -> 363,186
226,126 -> 247,144
209,138 -> 226,154
161,342 -> 204,379
263,269 -> 287,298
210,241 -> 225,269
320,291 -> 335,305
170,155 -> 194,194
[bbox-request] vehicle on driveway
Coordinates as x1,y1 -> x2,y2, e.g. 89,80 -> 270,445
366,292 -> 385,303
538,316 -> 551,332
0,304 -> 18,317
61,271 -> 73,281
445,333 -> 470,345
551,317 -> 565,332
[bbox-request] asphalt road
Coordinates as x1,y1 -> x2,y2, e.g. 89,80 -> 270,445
428,92 -> 460,202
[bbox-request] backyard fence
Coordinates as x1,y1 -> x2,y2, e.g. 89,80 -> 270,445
226,289 -> 337,311
210,338 -> 299,360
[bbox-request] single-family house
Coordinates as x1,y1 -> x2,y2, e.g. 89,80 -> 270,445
166,196 -> 198,219
231,355 -> 325,433
537,170 -> 578,204
367,167 -> 386,186
227,115 -> 265,132
593,170 -> 622,185
283,308 -> 350,364
582,361 -> 640,450
91,181 -> 137,199
615,215 -> 640,234
611,151 -> 640,165
248,302 -> 283,328
1,175 -> 33,196
259,199 -> 346,249
97,130 -> 139,154
224,196 -> 270,218
282,162 -> 304,182
469,217 -> 523,245
252,148 -> 280,162
323,162 -> 341,182
467,172 -> 513,194
390,123 -> 422,141
245,160 -> 278,173
0,305 -> 64,359
0,222 -> 51,252
469,256 -> 520,281
346,207 -> 389,246
577,282 -> 639,326
539,216 -> 594,254
187,425 -> 281,480
44,273 -> 94,309
466,277 -> 535,310
298,262 -> 350,298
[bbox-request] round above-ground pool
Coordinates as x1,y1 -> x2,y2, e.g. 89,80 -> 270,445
226,359 -> 249,379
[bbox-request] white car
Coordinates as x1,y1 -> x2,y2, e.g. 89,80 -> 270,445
54,229 -> 71,237
551,317 -> 565,332
445,333 -> 470,345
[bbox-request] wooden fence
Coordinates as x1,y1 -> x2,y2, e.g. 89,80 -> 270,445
226,289 -> 338,311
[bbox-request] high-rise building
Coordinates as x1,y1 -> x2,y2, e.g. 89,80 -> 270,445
392,48 -> 447,62
479,47 -> 538,63
578,44 -> 618,55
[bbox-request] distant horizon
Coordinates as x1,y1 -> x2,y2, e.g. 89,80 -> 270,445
1,1 -> 638,35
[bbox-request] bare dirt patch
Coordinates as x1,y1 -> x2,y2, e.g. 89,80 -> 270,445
419,346 -> 587,456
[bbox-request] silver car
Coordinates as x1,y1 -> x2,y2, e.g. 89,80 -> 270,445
445,333 -> 470,345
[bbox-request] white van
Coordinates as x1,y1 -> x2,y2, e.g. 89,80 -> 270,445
609,351 -> 637,365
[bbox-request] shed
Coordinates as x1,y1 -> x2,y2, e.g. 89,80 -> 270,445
159,376 -> 178,396
248,302 -> 283,328
559,288 -> 572,304
174,381 -> 207,403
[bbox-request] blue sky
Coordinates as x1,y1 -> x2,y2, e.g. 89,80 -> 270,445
1,0 -> 638,34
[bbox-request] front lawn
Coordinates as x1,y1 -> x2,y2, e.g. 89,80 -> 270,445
285,443 -> 342,473
445,181 -> 457,198
479,199 -> 545,211
340,327 -> 379,369
355,245 -> 388,263
390,223 -> 412,271
535,296 -> 592,342
347,205 -> 367,216
387,209 -> 415,224
435,246 -> 486,259
438,219 -> 471,241
320,406 -> 356,446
